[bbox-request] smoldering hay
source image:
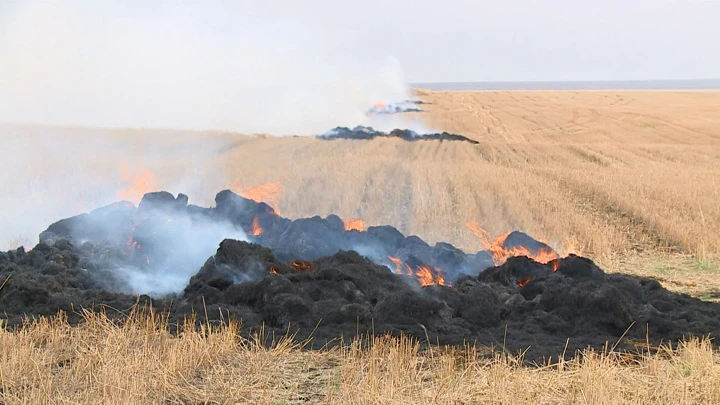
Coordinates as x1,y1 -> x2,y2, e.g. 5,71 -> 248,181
2,190 -> 720,360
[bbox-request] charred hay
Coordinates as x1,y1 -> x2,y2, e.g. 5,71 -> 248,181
2,190 -> 720,360
318,126 -> 479,144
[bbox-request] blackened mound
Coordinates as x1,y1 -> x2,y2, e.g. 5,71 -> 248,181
367,103 -> 422,114
3,190 -> 720,360
3,240 -> 720,360
318,126 -> 479,144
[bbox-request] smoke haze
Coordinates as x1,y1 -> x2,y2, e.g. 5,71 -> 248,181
0,1 -> 410,134
0,1 -> 415,250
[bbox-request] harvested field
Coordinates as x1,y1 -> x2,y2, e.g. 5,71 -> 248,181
3,91 -> 720,285
2,90 -> 720,403
1,310 -> 719,404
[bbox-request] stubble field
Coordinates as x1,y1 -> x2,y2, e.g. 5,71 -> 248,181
2,90 -> 720,403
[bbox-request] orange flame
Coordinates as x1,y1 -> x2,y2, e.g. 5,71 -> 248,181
550,259 -> 560,272
344,218 -> 366,232
251,216 -> 263,236
125,236 -> 141,251
465,221 -> 559,265
233,181 -> 283,215
517,276 -> 531,288
374,101 -> 387,109
291,260 -> 313,271
269,267 -> 277,274
387,256 -> 447,287
118,164 -> 154,204
388,256 -> 413,276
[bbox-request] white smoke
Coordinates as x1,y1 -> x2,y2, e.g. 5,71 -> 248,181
0,1 -> 418,251
0,1 -> 411,135
0,125 -> 232,250
116,216 -> 248,297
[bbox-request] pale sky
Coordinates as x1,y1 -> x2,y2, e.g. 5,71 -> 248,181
244,0 -> 720,82
0,1 -> 718,132
2,0 -> 718,83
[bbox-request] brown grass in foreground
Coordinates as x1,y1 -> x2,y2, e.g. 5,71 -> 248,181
1,309 -> 719,404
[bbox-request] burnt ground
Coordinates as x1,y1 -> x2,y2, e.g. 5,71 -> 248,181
2,190 -> 720,361
318,126 -> 479,144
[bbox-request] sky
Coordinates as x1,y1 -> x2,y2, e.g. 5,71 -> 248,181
243,0 -> 720,83
0,0 -> 718,132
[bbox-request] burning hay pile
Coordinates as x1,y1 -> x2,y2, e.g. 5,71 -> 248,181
2,190 -> 720,359
366,100 -> 425,115
318,126 -> 479,144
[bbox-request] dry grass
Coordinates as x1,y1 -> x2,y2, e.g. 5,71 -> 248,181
3,91 -> 720,402
3,91 -> 719,295
4,91 -> 720,264
211,91 -> 720,261
1,309 -> 719,404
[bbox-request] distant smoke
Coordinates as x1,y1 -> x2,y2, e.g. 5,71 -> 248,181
0,1 -> 411,135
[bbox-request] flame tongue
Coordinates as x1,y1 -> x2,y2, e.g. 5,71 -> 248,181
118,164 -> 155,205
387,256 -> 447,287
466,221 -> 559,265
344,218 -> 365,232
291,260 -> 313,271
251,216 -> 263,236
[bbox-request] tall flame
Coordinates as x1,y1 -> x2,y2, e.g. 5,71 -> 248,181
118,163 -> 154,204
344,218 -> 366,232
233,181 -> 283,215
550,259 -> 560,272
465,221 -> 559,265
251,216 -> 263,236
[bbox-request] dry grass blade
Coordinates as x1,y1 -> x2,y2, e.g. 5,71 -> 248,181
0,274 -> 10,291
0,311 -> 718,404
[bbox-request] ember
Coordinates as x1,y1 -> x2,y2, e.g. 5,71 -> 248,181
291,260 -> 313,271
517,276 -> 531,287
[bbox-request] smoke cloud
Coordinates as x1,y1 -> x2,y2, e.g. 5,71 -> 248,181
0,1 -> 419,251
0,1 -> 410,134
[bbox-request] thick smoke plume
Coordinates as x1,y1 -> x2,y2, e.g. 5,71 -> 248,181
39,191 -> 249,296
0,126 -> 233,250
0,1 -> 410,134
0,1 -> 421,249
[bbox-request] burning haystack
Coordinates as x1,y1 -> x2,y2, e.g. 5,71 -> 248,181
2,190 -> 720,359
318,126 -> 478,144
366,100 -> 424,115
